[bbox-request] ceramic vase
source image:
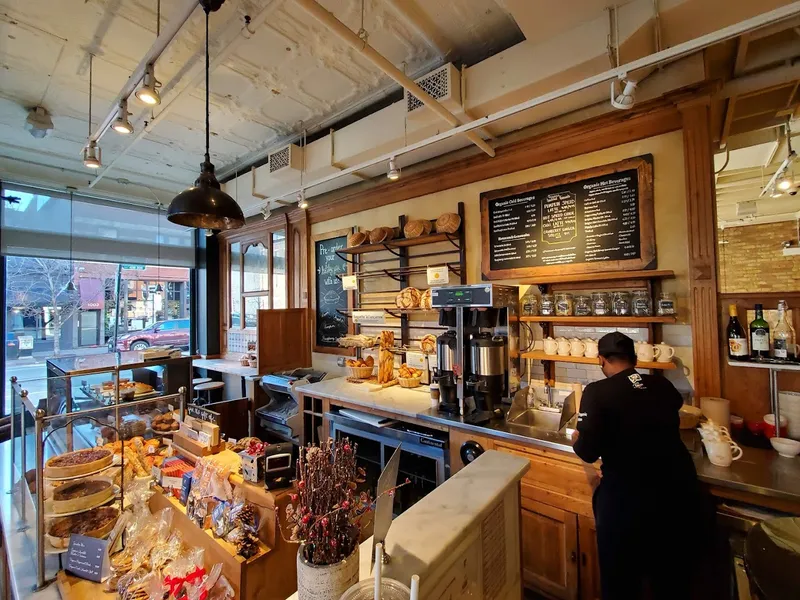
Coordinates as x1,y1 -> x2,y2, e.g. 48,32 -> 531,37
296,544 -> 360,600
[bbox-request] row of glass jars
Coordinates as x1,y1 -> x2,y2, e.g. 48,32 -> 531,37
524,291 -> 676,317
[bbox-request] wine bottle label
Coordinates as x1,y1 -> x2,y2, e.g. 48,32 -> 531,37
728,337 -> 748,356
752,330 -> 770,351
774,339 -> 788,358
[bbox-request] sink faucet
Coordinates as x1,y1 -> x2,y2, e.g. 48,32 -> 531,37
544,383 -> 552,407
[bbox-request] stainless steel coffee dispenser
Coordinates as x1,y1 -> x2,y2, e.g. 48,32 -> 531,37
431,284 -> 520,422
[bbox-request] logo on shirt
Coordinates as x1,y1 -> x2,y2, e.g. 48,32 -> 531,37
628,373 -> 647,390
577,411 -> 588,423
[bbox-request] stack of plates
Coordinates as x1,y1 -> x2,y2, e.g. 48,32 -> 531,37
779,391 -> 800,440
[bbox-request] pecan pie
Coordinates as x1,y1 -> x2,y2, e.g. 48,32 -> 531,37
47,506 -> 119,549
52,479 -> 113,514
45,448 -> 113,479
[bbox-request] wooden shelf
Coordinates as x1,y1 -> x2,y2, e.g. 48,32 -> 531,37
521,350 -> 676,370
519,269 -> 675,285
519,315 -> 677,326
338,231 -> 460,255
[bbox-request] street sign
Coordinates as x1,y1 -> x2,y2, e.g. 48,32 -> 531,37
121,264 -> 145,270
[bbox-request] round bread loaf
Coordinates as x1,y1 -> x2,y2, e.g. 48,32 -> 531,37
419,288 -> 432,310
369,227 -> 389,244
436,212 -> 461,234
348,231 -> 367,247
403,220 -> 426,239
396,287 -> 421,309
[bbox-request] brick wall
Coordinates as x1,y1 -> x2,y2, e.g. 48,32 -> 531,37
719,221 -> 800,293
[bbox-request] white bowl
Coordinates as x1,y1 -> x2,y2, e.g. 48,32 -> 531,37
770,437 -> 800,458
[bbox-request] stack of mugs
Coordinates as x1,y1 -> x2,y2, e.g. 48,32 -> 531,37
700,421 -> 743,467
543,337 -> 599,358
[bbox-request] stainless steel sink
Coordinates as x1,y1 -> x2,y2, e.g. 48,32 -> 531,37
506,408 -> 563,433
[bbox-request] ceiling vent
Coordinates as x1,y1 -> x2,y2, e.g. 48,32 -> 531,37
405,63 -> 462,121
268,144 -> 303,176
737,201 -> 758,218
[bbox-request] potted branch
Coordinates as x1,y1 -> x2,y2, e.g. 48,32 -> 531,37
285,438 -> 402,600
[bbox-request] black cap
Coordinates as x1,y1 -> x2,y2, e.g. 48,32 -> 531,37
598,332 -> 636,358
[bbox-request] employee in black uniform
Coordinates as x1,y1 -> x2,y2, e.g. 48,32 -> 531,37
573,332 -> 702,600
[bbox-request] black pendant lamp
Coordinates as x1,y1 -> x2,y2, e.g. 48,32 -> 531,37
167,0 -> 244,230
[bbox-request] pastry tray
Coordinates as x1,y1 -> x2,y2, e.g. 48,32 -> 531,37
44,493 -> 119,518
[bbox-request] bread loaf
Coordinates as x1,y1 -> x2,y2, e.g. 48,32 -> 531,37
348,232 -> 367,247
403,220 -> 426,239
396,287 -> 421,309
420,334 -> 436,354
378,331 -> 395,384
435,212 -> 461,234
419,288 -> 432,310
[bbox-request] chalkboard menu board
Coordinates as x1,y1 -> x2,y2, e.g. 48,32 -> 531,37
313,230 -> 352,353
481,155 -> 655,279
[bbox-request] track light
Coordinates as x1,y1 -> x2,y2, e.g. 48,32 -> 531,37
777,174 -> 793,191
610,77 -> 637,110
83,141 -> 102,169
297,190 -> 308,210
387,157 -> 400,181
205,229 -> 214,237
261,206 -> 271,220
771,189 -> 783,198
136,63 -> 161,106
25,107 -> 54,138
112,100 -> 134,134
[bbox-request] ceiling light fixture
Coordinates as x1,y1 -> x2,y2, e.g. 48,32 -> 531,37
777,174 -> 793,191
387,156 -> 400,181
25,107 -> 54,139
205,229 -> 214,237
261,205 -> 271,220
66,187 -> 77,292
610,76 -> 637,110
83,55 -> 102,169
112,99 -> 134,134
297,190 -> 308,210
167,0 -> 244,231
136,63 -> 162,106
771,189 -> 783,198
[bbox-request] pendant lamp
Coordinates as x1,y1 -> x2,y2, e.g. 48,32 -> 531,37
167,0 -> 244,230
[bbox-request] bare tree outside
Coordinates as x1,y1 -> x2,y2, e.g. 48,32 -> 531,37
5,257 -> 80,356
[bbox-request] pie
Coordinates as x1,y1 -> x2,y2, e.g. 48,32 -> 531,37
52,479 -> 113,514
45,448 -> 113,479
47,506 -> 119,549
134,382 -> 154,396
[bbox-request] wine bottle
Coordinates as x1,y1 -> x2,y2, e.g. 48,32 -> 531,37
750,303 -> 770,360
773,300 -> 795,361
726,305 -> 748,360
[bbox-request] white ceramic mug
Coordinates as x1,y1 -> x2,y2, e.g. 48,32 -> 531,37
636,343 -> 656,362
570,339 -> 586,357
655,342 -> 675,363
704,438 -> 742,467
556,337 -> 572,356
543,337 -> 558,356
584,339 -> 599,358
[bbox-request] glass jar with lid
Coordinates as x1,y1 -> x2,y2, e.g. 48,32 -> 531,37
574,295 -> 592,316
540,294 -> 555,316
522,295 -> 539,316
612,291 -> 632,316
591,292 -> 611,316
631,290 -> 652,316
657,292 -> 677,316
555,293 -> 574,316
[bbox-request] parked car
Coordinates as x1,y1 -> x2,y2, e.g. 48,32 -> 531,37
111,318 -> 190,351
6,333 -> 19,359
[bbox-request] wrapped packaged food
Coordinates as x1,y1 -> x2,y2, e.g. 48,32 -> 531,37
150,530 -> 183,572
212,501 -> 231,538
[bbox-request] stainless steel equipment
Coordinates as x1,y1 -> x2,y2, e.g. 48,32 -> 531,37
258,368 -> 327,442
431,284 -> 520,421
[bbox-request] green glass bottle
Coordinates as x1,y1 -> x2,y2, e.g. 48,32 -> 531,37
749,303 -> 770,360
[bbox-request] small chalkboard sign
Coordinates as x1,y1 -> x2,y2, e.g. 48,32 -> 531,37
187,404 -> 221,424
66,534 -> 109,582
312,229 -> 353,354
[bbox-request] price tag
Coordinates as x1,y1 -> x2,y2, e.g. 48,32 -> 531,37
352,310 -> 386,324
66,534 -> 110,583
427,266 -> 450,286
342,275 -> 358,290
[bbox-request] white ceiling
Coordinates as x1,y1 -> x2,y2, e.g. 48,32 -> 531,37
0,0 -> 525,200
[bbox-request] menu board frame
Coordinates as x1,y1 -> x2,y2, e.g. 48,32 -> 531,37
480,155 -> 655,280
311,228 -> 355,355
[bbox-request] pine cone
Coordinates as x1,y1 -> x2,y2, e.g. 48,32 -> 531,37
236,531 -> 259,558
237,503 -> 256,529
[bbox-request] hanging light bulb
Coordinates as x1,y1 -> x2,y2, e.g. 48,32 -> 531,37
135,63 -> 161,105
387,156 -> 400,181
83,140 -> 102,168
777,173 -> 793,191
112,99 -> 134,134
297,190 -> 308,210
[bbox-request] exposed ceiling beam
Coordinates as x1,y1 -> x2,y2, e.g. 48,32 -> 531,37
719,61 -> 800,98
385,0 -> 452,60
733,33 -> 750,76
721,97 -> 736,147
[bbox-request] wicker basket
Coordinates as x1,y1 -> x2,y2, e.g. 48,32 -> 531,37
347,366 -> 374,379
397,376 -> 422,389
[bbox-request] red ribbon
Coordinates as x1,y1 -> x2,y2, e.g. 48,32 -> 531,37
163,566 -> 206,597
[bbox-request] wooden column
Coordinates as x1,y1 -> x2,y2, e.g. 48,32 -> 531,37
679,98 -> 722,398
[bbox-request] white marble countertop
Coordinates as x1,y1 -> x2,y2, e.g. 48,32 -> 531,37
194,358 -> 259,378
296,377 -> 435,419
285,450 -> 530,599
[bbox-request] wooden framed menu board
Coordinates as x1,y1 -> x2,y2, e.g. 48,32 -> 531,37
312,229 -> 353,355
481,155 -> 655,280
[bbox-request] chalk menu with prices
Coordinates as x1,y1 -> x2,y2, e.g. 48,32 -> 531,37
314,233 -> 350,349
481,155 -> 655,279
66,534 -> 109,582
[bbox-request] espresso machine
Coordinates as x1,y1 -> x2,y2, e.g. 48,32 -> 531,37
431,284 -> 520,423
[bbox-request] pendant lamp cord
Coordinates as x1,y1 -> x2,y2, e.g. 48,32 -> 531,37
88,54 -> 93,139
69,189 -> 74,267
204,5 -> 211,165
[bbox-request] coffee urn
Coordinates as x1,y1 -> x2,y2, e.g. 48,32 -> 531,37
435,330 -> 460,414
468,332 -> 506,414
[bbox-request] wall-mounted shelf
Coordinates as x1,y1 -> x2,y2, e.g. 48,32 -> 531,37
520,269 -> 675,285
726,359 -> 800,372
520,315 -> 677,326
338,231 -> 460,256
522,350 -> 676,370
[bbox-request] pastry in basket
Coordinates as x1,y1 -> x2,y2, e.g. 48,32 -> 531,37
398,364 -> 423,388
419,288 -> 432,310
45,448 -> 113,478
420,334 -> 436,354
396,287 -> 421,309
52,478 -> 114,514
47,506 -> 119,549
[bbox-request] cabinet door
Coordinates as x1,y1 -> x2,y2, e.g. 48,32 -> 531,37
578,516 -> 601,600
520,495 -> 579,600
